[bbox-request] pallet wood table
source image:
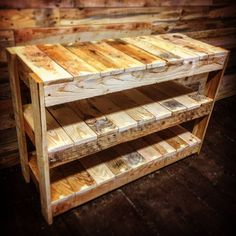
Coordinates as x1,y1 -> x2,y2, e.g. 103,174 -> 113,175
7,33 -> 228,224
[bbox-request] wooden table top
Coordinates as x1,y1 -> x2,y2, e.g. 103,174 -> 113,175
10,33 -> 228,85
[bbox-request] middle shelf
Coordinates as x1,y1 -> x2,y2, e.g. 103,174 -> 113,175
23,80 -> 213,168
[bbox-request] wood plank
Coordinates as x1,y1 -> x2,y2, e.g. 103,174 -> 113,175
80,154 -> 115,184
89,96 -> 137,132
48,104 -> 97,145
131,138 -> 162,162
68,99 -> 118,136
158,129 -> 188,151
0,30 -> 14,62
66,42 -> 124,76
139,85 -> 187,113
13,46 -> 73,84
169,125 -> 201,146
144,133 -> 176,157
105,39 -> 166,69
88,41 -> 146,72
61,161 -> 96,194
114,144 -> 146,169
24,104 -> 74,153
139,35 -> 202,61
122,89 -> 172,120
155,82 -> 200,109
103,149 -> 131,176
37,44 -> 99,78
122,37 -> 182,63
107,92 -> 155,125
159,33 -> 228,57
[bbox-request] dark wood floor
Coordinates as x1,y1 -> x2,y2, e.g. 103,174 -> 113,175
1,96 -> 236,236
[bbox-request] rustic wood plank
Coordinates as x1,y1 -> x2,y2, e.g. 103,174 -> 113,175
24,104 -> 74,153
107,92 -> 155,125
29,74 -> 52,224
103,149 -> 131,176
169,125 -> 201,146
139,85 -> 187,113
89,96 -> 137,132
0,30 -> 14,62
13,46 -> 73,84
37,44 -> 99,78
66,42 -> 124,76
105,39 -> 166,69
155,82 -> 200,109
0,9 -> 59,29
122,37 -> 182,63
122,89 -> 172,120
68,99 -> 118,136
144,133 -> 176,157
114,144 -> 146,169
139,35 -> 202,61
6,49 -> 29,182
80,154 -> 115,184
88,41 -> 146,72
131,138 -> 162,162
61,161 -> 96,194
48,104 -> 97,145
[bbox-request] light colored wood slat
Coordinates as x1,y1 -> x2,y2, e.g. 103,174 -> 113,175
13,46 -> 73,84
89,41 -> 146,72
139,35 -> 201,61
189,93 -> 213,104
154,82 -> 200,109
169,126 -> 201,147
107,92 -> 155,125
68,99 -> 118,136
139,86 -> 187,113
46,110 -> 74,153
89,96 -> 137,132
80,154 -> 115,185
50,166 -> 75,204
61,161 -> 96,194
122,37 -> 182,63
37,44 -> 99,78
158,129 -> 188,151
159,33 -> 228,57
66,42 -> 124,76
48,104 -> 97,145
114,144 -> 146,169
122,89 -> 172,120
100,149 -> 131,176
144,133 -> 176,157
24,104 -> 74,153
105,39 -> 166,69
131,138 -> 162,162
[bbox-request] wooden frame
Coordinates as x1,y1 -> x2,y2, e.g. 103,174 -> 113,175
7,33 -> 229,224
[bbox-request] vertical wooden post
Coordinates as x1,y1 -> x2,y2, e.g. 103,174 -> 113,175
193,54 -> 229,152
7,49 -> 30,182
29,74 -> 52,224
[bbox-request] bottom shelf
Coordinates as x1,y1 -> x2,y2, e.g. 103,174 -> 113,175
29,125 -> 201,216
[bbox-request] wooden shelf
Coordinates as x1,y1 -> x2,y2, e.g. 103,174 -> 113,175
29,125 -> 201,216
23,81 -> 212,168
